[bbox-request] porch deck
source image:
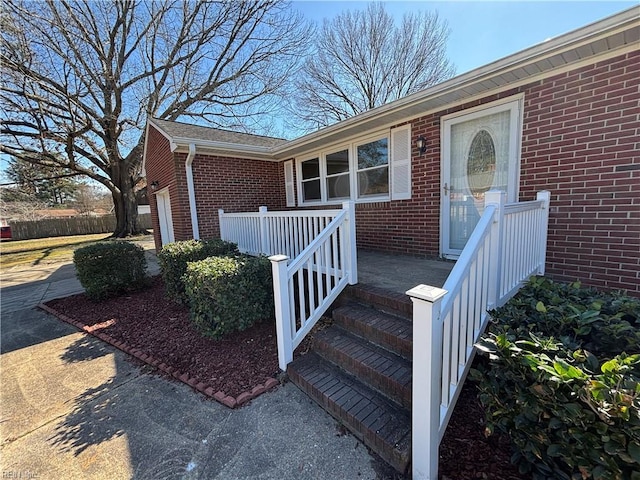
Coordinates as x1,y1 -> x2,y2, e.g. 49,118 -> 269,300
356,250 -> 455,294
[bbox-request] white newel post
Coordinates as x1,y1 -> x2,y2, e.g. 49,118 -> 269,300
342,201 -> 358,285
536,191 -> 551,276
407,284 -> 448,480
270,254 -> 293,371
484,190 -> 505,308
218,209 -> 226,241
259,206 -> 268,255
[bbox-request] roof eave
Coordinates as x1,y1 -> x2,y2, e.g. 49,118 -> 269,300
170,137 -> 278,161
270,7 -> 639,159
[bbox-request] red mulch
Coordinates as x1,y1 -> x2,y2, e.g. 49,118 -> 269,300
44,276 -> 280,401
44,276 -> 527,479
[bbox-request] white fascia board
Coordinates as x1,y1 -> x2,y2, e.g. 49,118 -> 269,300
141,121 -> 150,177
147,118 -> 178,151
170,139 -> 276,161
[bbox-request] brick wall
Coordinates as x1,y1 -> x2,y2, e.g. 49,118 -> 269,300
145,125 -> 182,251
519,51 -> 639,293
145,51 -> 638,295
192,154 -> 286,239
351,50 -> 639,294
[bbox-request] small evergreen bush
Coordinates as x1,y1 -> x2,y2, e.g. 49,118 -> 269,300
157,238 -> 238,303
183,254 -> 274,338
471,277 -> 640,480
74,241 -> 148,301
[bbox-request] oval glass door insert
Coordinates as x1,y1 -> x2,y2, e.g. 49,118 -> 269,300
467,129 -> 496,199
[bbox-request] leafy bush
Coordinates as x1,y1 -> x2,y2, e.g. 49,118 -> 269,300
74,241 -> 148,301
183,254 -> 274,338
157,239 -> 238,303
471,277 -> 640,480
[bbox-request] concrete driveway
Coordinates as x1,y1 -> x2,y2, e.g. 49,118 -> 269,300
0,251 -> 382,479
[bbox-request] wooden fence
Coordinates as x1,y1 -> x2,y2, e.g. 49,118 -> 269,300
9,214 -> 152,240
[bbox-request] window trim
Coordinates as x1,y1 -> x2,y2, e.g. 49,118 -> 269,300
296,132 -> 395,206
355,135 -> 390,201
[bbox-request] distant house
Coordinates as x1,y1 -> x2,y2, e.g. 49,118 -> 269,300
143,8 -> 639,296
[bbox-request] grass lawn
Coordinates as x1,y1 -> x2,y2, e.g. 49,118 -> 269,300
0,233 -> 152,270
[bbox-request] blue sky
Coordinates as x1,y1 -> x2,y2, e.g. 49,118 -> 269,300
293,1 -> 638,75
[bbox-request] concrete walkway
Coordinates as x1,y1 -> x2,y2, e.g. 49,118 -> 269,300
0,246 -> 382,479
0,238 -> 160,313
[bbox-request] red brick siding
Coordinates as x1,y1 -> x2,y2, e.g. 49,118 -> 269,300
192,155 -> 286,239
519,51 -> 639,294
294,51 -> 640,294
145,51 -> 638,295
145,125 -> 185,251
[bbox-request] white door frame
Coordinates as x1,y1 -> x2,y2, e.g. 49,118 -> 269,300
440,94 -> 524,258
155,187 -> 175,246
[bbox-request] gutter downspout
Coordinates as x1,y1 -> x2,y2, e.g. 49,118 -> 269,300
185,143 -> 200,240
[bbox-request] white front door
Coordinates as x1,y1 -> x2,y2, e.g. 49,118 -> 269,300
441,96 -> 522,258
155,188 -> 174,246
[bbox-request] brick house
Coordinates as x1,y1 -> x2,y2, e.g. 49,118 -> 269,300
143,8 -> 639,296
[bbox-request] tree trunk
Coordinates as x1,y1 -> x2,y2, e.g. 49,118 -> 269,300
111,164 -> 145,238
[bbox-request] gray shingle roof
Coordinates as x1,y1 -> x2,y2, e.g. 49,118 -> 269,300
152,118 -> 286,148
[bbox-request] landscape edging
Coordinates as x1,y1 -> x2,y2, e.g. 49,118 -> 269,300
38,302 -> 280,409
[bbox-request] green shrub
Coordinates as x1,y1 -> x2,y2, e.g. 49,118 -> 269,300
74,241 -> 148,301
471,277 -> 640,480
157,238 -> 238,303
183,254 -> 274,338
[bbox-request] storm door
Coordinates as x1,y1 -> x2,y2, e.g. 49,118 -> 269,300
441,97 -> 522,258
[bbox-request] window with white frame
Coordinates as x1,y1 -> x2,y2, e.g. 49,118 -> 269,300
357,137 -> 388,198
296,125 -> 410,205
326,148 -> 350,200
300,157 -> 321,202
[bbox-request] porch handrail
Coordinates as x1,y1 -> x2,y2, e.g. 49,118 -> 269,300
269,201 -> 357,371
219,206 -> 342,259
408,190 -> 551,480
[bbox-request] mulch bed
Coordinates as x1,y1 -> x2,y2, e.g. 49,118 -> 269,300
42,275 -> 526,479
42,276 -> 280,407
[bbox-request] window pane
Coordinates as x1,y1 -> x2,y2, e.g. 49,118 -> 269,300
327,173 -> 350,199
326,149 -> 349,175
301,158 -> 320,180
357,139 -> 388,170
303,179 -> 321,201
358,166 -> 389,197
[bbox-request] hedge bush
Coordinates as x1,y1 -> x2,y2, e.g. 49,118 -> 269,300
157,239 -> 238,303
471,277 -> 640,480
183,254 -> 274,338
74,241 -> 148,301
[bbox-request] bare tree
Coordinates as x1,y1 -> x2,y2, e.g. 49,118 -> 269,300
290,3 -> 455,131
1,0 -> 309,236
0,197 -> 48,222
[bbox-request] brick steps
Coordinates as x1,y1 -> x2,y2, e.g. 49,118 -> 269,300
343,283 -> 412,320
287,284 -> 414,475
288,352 -> 411,473
313,326 -> 411,409
333,304 -> 412,359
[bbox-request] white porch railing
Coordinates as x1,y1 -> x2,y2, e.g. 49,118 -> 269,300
218,206 -> 340,258
219,202 -> 358,371
408,190 -> 551,480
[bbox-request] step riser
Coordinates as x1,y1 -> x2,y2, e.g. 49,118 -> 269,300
333,308 -> 412,360
341,285 -> 413,320
314,331 -> 411,410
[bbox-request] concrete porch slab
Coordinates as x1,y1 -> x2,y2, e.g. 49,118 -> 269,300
357,250 -> 455,294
